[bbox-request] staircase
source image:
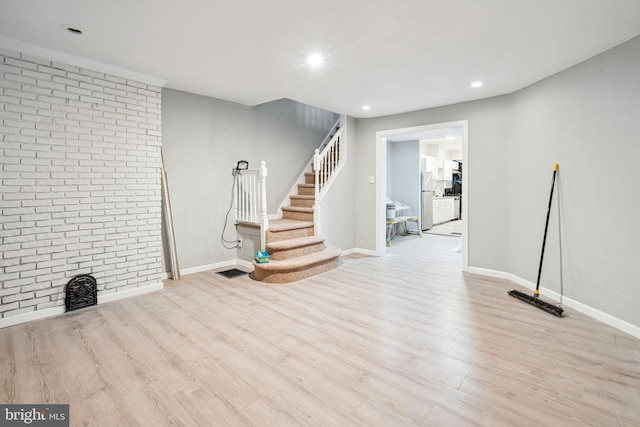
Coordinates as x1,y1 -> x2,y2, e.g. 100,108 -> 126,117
252,171 -> 342,284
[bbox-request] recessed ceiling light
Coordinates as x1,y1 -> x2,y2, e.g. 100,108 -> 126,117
308,54 -> 323,67
362,105 -> 371,111
470,81 -> 483,88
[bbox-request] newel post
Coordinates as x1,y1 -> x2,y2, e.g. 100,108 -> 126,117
259,161 -> 268,252
313,149 -> 321,236
313,149 -> 321,196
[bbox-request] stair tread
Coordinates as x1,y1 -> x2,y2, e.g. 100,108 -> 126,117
282,206 -> 313,213
267,235 -> 325,251
298,183 -> 314,188
268,219 -> 314,232
235,221 -> 259,229
254,246 -> 341,271
290,195 -> 315,200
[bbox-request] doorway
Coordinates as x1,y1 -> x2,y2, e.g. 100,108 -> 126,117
375,120 -> 469,270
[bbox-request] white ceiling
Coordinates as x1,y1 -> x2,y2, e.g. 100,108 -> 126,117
1,0 -> 640,118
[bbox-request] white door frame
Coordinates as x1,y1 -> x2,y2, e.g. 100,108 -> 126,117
375,120 -> 469,271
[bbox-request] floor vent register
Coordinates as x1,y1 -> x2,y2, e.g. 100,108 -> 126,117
65,274 -> 98,312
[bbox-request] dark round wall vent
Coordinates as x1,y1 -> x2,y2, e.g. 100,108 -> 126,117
65,274 -> 98,312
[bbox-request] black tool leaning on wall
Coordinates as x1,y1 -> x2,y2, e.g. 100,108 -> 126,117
508,163 -> 564,317
235,160 -> 249,173
221,160 -> 250,249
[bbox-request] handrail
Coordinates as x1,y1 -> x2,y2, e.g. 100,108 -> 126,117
318,118 -> 341,153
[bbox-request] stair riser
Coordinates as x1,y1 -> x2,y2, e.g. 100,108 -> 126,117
297,185 -> 315,196
283,210 -> 314,222
305,174 -> 332,184
269,243 -> 325,261
290,198 -> 314,208
254,258 -> 342,283
267,226 -> 314,243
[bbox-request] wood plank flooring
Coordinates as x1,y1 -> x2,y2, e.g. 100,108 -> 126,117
1,234 -> 639,426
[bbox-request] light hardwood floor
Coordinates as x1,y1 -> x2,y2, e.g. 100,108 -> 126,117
1,234 -> 639,426
424,220 -> 463,236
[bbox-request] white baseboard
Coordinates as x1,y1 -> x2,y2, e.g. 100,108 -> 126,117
0,281 -> 164,329
177,259 -> 254,277
467,267 -> 640,339
342,248 -> 378,257
180,260 -> 238,276
0,306 -> 66,329
98,282 -> 164,304
558,296 -> 640,339
236,259 -> 254,270
465,266 -> 511,280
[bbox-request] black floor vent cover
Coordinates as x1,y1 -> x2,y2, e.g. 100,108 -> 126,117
216,268 -> 249,279
65,274 -> 98,312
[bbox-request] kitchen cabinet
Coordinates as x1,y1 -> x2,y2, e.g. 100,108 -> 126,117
454,197 -> 460,220
432,199 -> 442,224
423,155 -> 441,179
433,197 -> 456,224
440,160 -> 458,181
424,156 -> 457,181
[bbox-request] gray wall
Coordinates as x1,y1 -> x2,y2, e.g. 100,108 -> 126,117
388,140 -> 420,217
162,90 -> 338,270
352,35 -> 640,328
318,116 -> 356,251
353,96 -> 511,271
508,35 -> 640,327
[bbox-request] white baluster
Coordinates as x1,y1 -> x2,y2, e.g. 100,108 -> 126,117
243,175 -> 247,221
243,174 -> 248,221
331,142 -> 335,175
253,174 -> 257,222
323,154 -> 327,190
233,172 -> 239,222
238,174 -> 242,221
253,173 -> 257,221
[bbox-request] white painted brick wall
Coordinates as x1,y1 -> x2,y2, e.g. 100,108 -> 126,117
1,50 -> 163,318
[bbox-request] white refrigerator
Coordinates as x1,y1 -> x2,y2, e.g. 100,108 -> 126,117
421,172 -> 434,230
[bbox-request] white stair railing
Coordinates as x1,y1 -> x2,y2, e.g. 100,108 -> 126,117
313,124 -> 345,202
235,161 -> 268,251
313,121 -> 346,233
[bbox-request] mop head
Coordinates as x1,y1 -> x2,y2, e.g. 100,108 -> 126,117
508,290 -> 564,317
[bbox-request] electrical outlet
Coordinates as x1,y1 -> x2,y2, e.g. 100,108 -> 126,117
237,239 -> 243,249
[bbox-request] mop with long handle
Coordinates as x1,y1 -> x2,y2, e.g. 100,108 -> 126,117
508,164 -> 564,317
